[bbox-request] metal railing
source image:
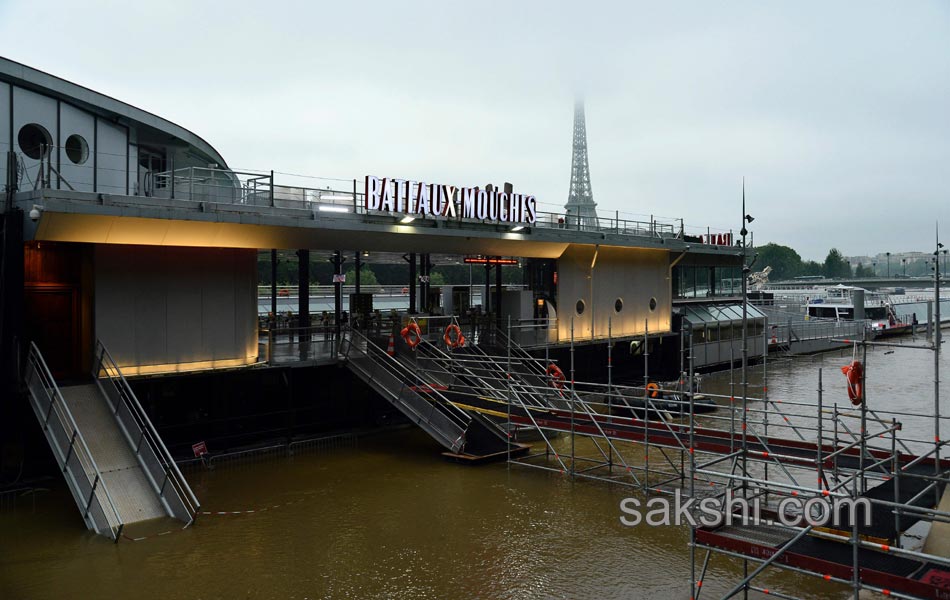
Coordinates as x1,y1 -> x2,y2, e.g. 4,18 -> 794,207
132,166 -> 693,244
259,325 -> 340,364
24,342 -> 124,541
771,318 -> 867,345
93,340 -> 200,525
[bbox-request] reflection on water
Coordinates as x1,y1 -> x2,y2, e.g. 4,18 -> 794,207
4,339 -> 944,599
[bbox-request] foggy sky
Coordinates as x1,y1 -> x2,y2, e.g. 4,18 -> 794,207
1,1 -> 947,261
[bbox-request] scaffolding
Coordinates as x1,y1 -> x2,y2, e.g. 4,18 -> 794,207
332,241 -> 947,599
451,256 -> 944,600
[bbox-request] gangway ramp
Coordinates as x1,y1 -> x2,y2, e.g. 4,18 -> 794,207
59,383 -> 166,524
339,328 -> 524,461
24,341 -> 200,541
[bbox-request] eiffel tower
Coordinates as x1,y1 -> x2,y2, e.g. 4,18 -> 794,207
564,99 -> 599,229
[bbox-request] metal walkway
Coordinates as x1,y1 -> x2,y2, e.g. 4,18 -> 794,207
59,383 -> 167,524
24,341 -> 200,541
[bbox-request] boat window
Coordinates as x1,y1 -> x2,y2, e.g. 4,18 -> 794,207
65,134 -> 89,165
18,123 -> 52,160
649,297 -> 657,312
575,299 -> 586,316
614,298 -> 623,313
866,307 -> 887,319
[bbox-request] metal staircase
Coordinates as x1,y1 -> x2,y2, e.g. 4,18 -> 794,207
339,328 -> 515,458
24,341 -> 199,541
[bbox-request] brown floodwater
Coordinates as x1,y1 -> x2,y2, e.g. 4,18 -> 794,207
1,340 -> 945,599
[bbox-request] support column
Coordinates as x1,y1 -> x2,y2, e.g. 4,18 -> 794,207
408,253 -> 417,314
420,254 -> 430,313
270,249 -> 277,327
332,250 -> 343,339
495,257 -> 503,329
426,255 -> 435,313
354,251 -> 361,295
297,250 -> 309,328
297,249 -> 309,358
484,262 -> 491,313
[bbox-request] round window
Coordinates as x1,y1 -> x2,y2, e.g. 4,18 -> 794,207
614,298 -> 623,313
17,123 -> 53,160
65,134 -> 89,165
575,299 -> 586,316
649,297 -> 658,312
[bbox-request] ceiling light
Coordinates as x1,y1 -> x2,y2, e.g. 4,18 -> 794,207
318,205 -> 348,213
510,225 -> 525,232
400,216 -> 416,224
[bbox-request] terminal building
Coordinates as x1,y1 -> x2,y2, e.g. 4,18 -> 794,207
0,57 -> 759,536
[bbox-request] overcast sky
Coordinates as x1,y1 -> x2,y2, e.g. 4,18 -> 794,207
1,1 -> 947,261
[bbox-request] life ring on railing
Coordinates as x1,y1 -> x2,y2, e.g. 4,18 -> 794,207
401,322 -> 422,350
646,382 -> 661,399
443,324 -> 465,349
546,364 -> 565,389
840,360 -> 864,406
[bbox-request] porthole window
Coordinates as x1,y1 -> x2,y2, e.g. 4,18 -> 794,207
65,134 -> 89,165
614,298 -> 623,313
575,299 -> 586,316
17,123 -> 53,160
649,297 -> 658,312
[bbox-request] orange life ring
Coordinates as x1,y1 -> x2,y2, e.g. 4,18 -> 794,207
546,364 -> 565,389
400,322 -> 422,350
443,324 -> 465,349
840,360 -> 864,406
646,382 -> 661,398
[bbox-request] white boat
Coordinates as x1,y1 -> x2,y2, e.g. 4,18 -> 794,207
805,285 -> 912,337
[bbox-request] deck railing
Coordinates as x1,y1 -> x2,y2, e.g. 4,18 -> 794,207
137,167 -> 702,243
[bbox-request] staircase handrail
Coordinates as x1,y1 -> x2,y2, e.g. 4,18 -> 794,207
340,327 -> 473,437
25,342 -> 124,540
94,340 -> 200,523
344,328 -> 474,427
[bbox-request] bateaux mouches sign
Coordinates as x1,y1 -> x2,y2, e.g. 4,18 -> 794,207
364,175 -> 537,225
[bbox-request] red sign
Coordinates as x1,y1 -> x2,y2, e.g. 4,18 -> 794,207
463,257 -> 519,265
192,441 -> 208,458
703,233 -> 733,246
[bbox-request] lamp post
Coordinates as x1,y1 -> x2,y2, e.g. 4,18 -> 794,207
739,180 -> 754,483
886,252 -> 891,278
734,179 -> 755,600
872,261 -> 877,277
902,258 -> 907,278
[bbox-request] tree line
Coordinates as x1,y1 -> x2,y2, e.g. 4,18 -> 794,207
756,243 -> 935,281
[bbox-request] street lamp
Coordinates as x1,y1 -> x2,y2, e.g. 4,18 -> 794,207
872,261 -> 877,276
902,258 -> 907,277
739,178 -> 754,491
886,252 -> 891,278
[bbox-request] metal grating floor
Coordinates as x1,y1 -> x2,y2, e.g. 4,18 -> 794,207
60,384 -> 166,524
714,523 -> 798,547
